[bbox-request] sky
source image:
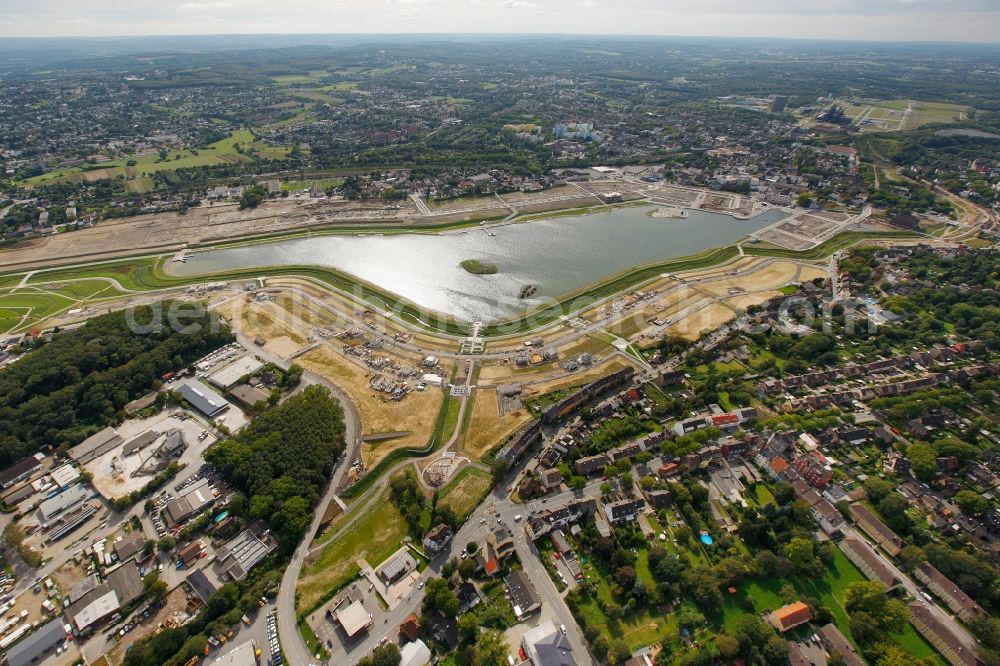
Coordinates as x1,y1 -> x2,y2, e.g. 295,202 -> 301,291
1,0 -> 998,42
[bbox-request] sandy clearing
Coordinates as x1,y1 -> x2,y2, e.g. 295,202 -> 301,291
462,388 -> 533,459
522,358 -> 635,398
724,290 -> 784,311
298,346 -> 445,466
663,302 -> 735,340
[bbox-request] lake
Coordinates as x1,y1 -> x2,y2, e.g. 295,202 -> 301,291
171,205 -> 786,323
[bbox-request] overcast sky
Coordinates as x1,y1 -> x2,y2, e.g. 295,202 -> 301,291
1,0 -> 998,42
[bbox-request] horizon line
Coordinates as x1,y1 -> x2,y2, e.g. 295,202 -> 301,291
0,31 -> 998,46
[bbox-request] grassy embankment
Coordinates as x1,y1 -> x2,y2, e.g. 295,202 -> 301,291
0,228 -> 919,336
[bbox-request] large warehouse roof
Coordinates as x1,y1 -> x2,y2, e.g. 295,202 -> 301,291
180,381 -> 230,418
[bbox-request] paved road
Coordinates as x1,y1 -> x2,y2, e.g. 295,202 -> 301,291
841,525 -> 977,650
330,467 -> 607,665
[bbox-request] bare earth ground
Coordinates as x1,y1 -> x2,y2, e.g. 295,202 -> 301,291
269,278 -> 457,352
297,345 -> 445,464
663,302 -> 736,340
106,587 -> 191,665
522,358 -> 634,398
217,298 -> 310,358
462,388 -> 532,459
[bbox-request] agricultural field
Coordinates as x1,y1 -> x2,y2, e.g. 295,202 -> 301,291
436,466 -> 493,522
269,70 -> 331,85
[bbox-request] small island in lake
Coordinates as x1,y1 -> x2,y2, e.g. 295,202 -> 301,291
460,259 -> 499,275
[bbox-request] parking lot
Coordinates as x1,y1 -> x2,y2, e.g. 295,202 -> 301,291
309,580 -> 388,655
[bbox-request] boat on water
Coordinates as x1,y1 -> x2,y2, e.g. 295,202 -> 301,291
519,284 -> 537,299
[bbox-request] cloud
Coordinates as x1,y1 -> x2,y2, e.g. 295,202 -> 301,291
0,0 -> 997,40
178,1 -> 239,11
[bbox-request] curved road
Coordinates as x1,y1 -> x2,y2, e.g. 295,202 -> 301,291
223,326 -> 363,666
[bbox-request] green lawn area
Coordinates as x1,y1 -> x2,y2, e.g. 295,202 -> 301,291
270,70 -> 330,85
296,491 -> 407,614
750,484 -> 775,507
576,594 -> 677,652
125,177 -> 155,194
22,130 -> 290,185
721,548 -> 943,665
281,178 -> 344,192
319,82 -> 358,91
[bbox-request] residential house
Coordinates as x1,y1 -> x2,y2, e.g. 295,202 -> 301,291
818,623 -> 866,666
423,524 -> 453,556
838,538 -> 900,590
914,562 -> 987,622
907,602 -> 979,666
522,620 -> 577,666
850,503 -> 904,556
506,570 -> 541,620
540,468 -> 563,491
602,498 -> 645,524
768,601 -> 812,633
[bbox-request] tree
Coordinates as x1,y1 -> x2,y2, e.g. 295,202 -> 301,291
934,437 -> 978,462
359,643 -> 401,666
954,489 -> 988,517
205,385 -> 346,552
907,442 -> 938,481
783,537 -> 817,574
239,184 -> 267,209
614,565 -> 637,590
716,633 -> 740,659
844,581 -> 908,638
157,536 -> 175,552
898,545 -> 926,571
458,614 -> 479,642
458,558 -> 477,581
763,634 -> 789,664
682,565 -> 723,614
797,192 -> 814,208
142,572 -> 168,603
422,578 -> 459,617
876,494 -> 912,533
473,630 -> 510,666
863,477 -> 893,504
608,639 -> 631,665
874,644 -> 911,666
